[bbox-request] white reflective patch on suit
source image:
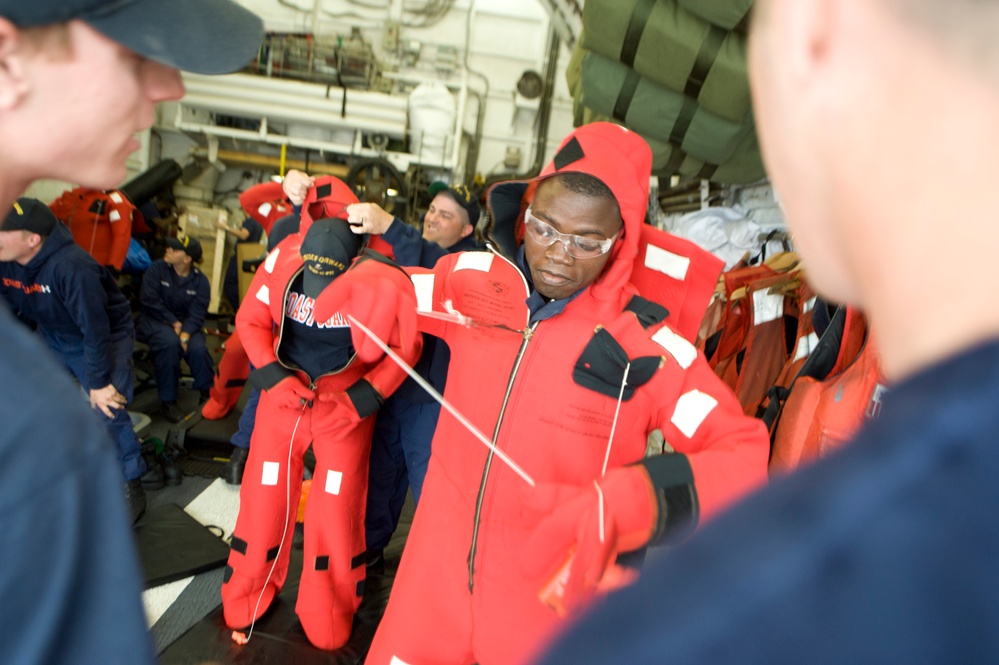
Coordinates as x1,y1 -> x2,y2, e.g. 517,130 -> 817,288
264,248 -> 280,273
325,470 -> 344,495
109,209 -> 121,222
753,290 -> 784,325
258,202 -> 273,217
671,390 -> 718,438
803,296 -> 817,314
255,284 -> 270,306
411,273 -> 435,312
389,657 -> 412,665
651,325 -> 697,369
261,461 -> 280,486
793,332 -> 819,362
454,251 -> 494,273
644,244 -> 690,280
109,191 -> 124,204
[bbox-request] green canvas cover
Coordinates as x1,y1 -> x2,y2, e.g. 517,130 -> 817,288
678,0 -> 753,30
571,94 -> 765,184
579,49 -> 751,165
581,0 -> 750,123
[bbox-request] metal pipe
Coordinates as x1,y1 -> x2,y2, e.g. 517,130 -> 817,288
190,147 -> 350,177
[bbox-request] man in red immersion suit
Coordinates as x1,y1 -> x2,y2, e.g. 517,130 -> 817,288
220,176 -> 421,650
310,122 -> 771,664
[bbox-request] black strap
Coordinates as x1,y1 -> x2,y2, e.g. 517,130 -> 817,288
250,361 -> 295,391
612,69 -> 641,123
620,0 -> 657,68
669,95 -> 700,153
624,295 -> 669,329
346,378 -> 384,419
639,454 -> 699,545
684,25 -> 728,101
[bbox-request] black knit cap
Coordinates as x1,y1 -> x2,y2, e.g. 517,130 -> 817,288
2,198 -> 57,236
300,218 -> 363,299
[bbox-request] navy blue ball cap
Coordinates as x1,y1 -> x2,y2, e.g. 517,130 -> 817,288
2,197 -> 57,236
1,0 -> 264,75
428,181 -> 481,227
300,218 -> 362,300
166,233 -> 202,262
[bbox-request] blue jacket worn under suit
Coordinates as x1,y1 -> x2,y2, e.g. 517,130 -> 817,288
0,300 -> 155,665
535,338 -> 999,665
136,259 -> 214,402
0,221 -> 146,481
365,217 -> 482,553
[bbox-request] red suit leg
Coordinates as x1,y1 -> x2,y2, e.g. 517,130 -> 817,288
202,330 -> 250,420
221,393 -> 311,628
296,399 -> 375,650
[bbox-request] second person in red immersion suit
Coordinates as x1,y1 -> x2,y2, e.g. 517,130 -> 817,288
315,123 -> 770,664
220,177 -> 422,651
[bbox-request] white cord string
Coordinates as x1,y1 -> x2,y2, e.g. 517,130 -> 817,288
347,314 -> 535,486
243,405 -> 306,643
600,362 -> 631,478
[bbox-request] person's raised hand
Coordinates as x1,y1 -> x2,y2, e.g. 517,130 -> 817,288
344,202 -> 394,235
282,169 -> 315,206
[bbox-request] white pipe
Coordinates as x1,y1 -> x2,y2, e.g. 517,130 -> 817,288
182,73 -> 407,110
181,82 -> 405,125
180,93 -> 406,136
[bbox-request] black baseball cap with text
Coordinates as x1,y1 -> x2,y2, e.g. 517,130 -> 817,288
0,0 -> 264,75
428,182 -> 481,227
2,198 -> 57,236
166,233 -> 202,262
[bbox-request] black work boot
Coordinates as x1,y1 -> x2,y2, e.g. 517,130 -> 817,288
140,459 -> 166,490
123,479 -> 146,524
160,400 -> 186,423
222,445 -> 249,486
158,444 -> 183,486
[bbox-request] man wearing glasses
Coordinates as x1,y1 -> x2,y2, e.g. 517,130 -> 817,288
309,121 -> 769,665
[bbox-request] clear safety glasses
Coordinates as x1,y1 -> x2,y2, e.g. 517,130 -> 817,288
523,207 -> 619,259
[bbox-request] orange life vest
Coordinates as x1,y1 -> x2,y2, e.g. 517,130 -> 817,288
769,306 -> 888,475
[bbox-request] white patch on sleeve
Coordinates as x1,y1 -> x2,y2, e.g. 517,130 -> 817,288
752,289 -> 784,325
389,657 -> 412,665
411,273 -> 435,313
454,252 -> 494,273
108,209 -> 122,222
644,244 -> 690,280
264,248 -> 280,273
255,284 -> 270,306
793,331 -> 819,362
261,461 -> 280,486
109,191 -> 123,204
671,390 -> 718,439
325,470 -> 343,495
258,202 -> 273,217
651,326 -> 697,369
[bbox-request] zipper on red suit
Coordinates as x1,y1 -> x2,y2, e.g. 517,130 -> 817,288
467,321 -> 537,591
465,246 -> 533,592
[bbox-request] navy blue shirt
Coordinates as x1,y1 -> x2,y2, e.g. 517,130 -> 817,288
140,260 -> 211,335
536,338 -> 999,665
0,222 -> 133,389
278,272 -> 354,382
0,300 -> 155,665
